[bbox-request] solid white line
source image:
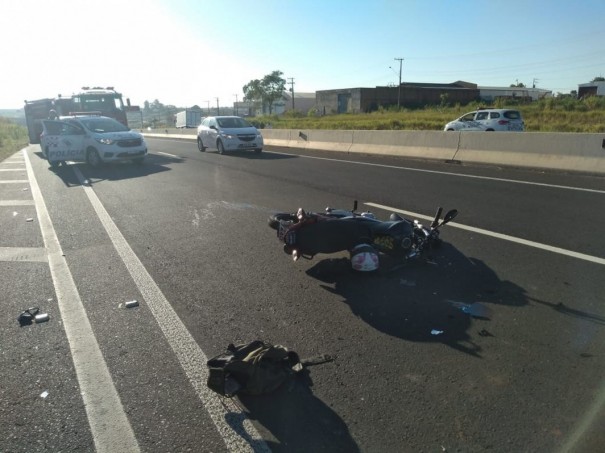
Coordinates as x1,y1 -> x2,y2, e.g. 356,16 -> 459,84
365,202 -> 605,266
157,151 -> 179,158
71,166 -> 269,453
23,150 -> 140,453
0,168 -> 25,171
0,180 -> 29,183
268,150 -> 605,195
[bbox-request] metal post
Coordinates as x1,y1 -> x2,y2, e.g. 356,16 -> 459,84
394,57 -> 403,109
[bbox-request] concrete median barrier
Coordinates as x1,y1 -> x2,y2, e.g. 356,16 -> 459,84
143,128 -> 605,175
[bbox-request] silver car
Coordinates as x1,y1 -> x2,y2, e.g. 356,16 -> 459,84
444,108 -> 525,132
197,116 -> 263,154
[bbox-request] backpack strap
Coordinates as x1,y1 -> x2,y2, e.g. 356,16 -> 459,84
300,354 -> 335,367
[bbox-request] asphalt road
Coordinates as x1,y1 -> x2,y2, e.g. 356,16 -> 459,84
1,137 -> 604,453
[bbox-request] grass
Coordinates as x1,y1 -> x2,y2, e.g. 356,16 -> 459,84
250,97 -> 605,133
0,117 -> 28,162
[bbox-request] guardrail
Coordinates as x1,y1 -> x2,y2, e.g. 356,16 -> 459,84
143,128 -> 605,175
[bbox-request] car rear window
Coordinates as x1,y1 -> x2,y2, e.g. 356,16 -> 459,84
504,111 -> 522,120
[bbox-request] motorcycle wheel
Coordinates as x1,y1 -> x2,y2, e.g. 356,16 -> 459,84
268,213 -> 297,230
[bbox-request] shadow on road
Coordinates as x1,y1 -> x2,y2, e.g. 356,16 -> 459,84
232,371 -> 360,453
305,242 -> 529,357
37,151 -> 180,187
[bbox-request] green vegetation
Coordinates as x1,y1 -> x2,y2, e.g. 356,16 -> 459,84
0,117 -> 28,162
251,96 -> 605,133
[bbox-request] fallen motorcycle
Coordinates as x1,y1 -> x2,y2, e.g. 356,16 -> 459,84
268,201 -> 458,271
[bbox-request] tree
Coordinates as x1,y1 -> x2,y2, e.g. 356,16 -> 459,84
243,70 -> 286,114
261,70 -> 286,114
510,82 -> 526,88
591,76 -> 605,82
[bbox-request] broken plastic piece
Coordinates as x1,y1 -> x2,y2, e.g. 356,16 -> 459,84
124,300 -> 139,308
40,391 -> 49,399
431,329 -> 444,336
462,302 -> 492,319
26,218 -> 34,222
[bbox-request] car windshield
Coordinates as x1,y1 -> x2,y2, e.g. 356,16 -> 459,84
80,117 -> 129,133
217,117 -> 251,128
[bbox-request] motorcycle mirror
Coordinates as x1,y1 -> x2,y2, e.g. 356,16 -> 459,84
430,207 -> 443,229
441,209 -> 458,226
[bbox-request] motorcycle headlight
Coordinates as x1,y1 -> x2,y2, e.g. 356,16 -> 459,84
96,138 -> 115,145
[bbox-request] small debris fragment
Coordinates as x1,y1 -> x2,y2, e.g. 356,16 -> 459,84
478,329 -> 493,337
35,313 -> 50,323
17,307 -> 39,326
40,391 -> 49,399
431,329 -> 444,336
26,218 -> 34,222
124,300 -> 139,309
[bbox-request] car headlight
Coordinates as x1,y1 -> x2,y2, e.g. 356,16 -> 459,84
219,132 -> 234,139
96,138 -> 115,145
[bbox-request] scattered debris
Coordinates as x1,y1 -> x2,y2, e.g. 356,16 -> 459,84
17,307 -> 50,326
120,300 -> 139,309
431,329 -> 444,336
26,218 -> 34,222
17,307 -> 39,326
35,313 -> 50,323
40,391 -> 49,399
447,300 -> 492,319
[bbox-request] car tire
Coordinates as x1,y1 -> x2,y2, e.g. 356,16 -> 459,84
49,160 -> 60,169
217,140 -> 225,154
485,129 -> 495,132
86,148 -> 102,167
197,137 -> 206,152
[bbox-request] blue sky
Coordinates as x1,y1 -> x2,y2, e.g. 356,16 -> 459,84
1,0 -> 604,109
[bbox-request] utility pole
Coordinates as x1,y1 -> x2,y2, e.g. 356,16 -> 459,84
287,78 -> 295,110
215,97 -> 219,116
394,57 -> 403,109
233,94 -> 238,116
205,100 -> 210,115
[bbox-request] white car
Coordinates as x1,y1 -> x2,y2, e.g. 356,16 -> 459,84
197,116 -> 263,154
444,109 -> 524,132
40,115 -> 147,167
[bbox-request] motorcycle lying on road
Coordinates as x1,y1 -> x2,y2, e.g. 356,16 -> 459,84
268,201 -> 458,271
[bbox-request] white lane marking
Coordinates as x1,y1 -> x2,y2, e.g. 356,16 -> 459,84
267,150 -> 605,195
23,150 -> 140,453
0,180 -> 29,183
0,200 -> 35,206
72,166 -> 269,453
0,168 -> 25,171
157,151 -> 179,158
0,246 -> 48,262
366,202 -> 605,266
